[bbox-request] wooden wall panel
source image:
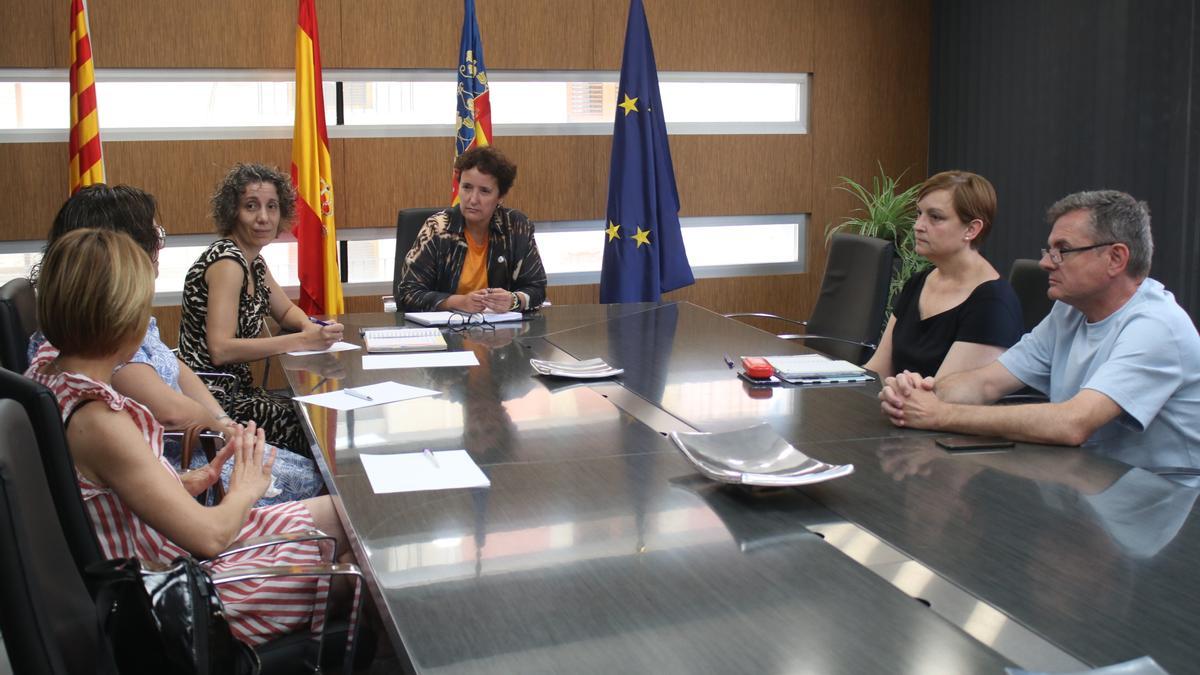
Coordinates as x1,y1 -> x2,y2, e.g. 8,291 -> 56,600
592,0 -> 814,72
3,143 -> 67,240
339,137 -> 455,230
103,139 -> 297,234
339,0 -> 460,68
85,0 -> 341,69
477,0 -> 594,70
0,0 -> 59,67
807,0 -> 931,284
672,135 -> 812,216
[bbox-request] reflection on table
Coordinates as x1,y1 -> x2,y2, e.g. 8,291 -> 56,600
283,302 -> 1200,674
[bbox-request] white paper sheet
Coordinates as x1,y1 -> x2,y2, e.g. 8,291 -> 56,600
360,450 -> 491,493
292,381 -> 439,410
287,341 -> 361,356
404,310 -> 523,326
361,351 -> 480,370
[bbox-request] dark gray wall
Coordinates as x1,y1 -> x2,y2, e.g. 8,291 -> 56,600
930,0 -> 1200,320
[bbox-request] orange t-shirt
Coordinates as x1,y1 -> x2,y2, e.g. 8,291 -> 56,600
455,229 -> 489,295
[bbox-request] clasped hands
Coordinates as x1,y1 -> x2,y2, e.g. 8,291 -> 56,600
878,370 -> 942,428
446,287 -> 514,314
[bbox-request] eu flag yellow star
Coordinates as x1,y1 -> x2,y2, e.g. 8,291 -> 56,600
605,221 -> 621,241
632,227 -> 651,247
618,93 -> 639,116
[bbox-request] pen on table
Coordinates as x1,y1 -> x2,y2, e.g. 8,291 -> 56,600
723,354 -> 735,369
343,388 -> 373,401
309,316 -> 331,326
422,448 -> 441,468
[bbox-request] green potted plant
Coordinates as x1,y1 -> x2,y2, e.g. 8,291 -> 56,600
825,164 -> 928,315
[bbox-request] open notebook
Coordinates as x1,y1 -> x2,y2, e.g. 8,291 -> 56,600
360,327 -> 447,353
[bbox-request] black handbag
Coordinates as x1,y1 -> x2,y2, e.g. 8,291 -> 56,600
86,556 -> 259,675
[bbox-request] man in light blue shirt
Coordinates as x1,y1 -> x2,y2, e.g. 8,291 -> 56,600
880,190 -> 1200,470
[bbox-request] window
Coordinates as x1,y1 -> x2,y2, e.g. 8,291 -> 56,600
1,70 -> 807,138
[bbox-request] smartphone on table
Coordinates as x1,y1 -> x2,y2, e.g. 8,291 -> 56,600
935,436 -> 1015,452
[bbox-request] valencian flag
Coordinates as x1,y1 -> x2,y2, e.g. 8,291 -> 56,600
291,0 -> 344,316
451,0 -> 492,204
599,0 -> 693,303
68,0 -> 104,194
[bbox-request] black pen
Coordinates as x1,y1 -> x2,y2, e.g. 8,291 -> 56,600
309,316 -> 331,326
723,354 -> 735,369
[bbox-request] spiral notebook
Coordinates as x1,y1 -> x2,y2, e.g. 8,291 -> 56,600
360,327 -> 447,353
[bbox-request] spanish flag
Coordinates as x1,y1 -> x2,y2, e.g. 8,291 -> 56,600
291,0 -> 344,316
451,0 -> 492,205
68,0 -> 104,194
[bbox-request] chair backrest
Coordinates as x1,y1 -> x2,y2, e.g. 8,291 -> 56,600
0,367 -> 103,573
0,399 -> 109,675
805,233 -> 895,364
392,207 -> 443,291
1008,258 -> 1053,333
0,277 -> 37,372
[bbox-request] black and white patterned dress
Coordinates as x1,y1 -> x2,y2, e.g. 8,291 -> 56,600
178,239 -> 308,456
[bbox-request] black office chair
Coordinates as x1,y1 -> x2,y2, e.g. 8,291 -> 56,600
391,207 -> 442,298
0,278 -> 37,373
727,232 -> 895,364
0,368 -> 367,674
1008,258 -> 1053,333
0,398 -> 112,675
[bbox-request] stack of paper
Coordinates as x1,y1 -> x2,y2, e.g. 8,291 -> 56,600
764,354 -> 873,384
361,327 -> 447,353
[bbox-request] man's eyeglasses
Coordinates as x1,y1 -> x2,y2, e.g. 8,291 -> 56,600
447,312 -> 495,333
1040,241 -> 1117,265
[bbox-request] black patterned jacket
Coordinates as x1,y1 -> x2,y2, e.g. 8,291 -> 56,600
394,205 -> 547,312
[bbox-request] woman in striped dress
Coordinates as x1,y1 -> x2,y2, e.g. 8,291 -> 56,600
26,228 -> 354,646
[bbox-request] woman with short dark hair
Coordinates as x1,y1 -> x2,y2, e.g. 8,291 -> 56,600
864,171 -> 1023,378
395,146 -> 547,313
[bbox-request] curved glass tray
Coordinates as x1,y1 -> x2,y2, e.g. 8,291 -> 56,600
669,423 -> 854,486
529,357 -> 624,379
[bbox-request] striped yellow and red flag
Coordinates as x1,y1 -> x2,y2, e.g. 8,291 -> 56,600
291,0 -> 343,316
68,0 -> 104,194
450,0 -> 492,205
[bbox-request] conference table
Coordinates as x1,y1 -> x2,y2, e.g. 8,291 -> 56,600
283,302 -> 1200,674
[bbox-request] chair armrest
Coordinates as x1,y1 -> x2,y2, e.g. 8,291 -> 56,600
211,562 -> 366,674
778,333 -> 877,350
1145,467 -> 1200,477
723,312 -> 808,328
207,528 -> 339,563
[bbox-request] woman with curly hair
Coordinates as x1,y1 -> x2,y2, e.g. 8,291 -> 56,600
178,163 -> 343,456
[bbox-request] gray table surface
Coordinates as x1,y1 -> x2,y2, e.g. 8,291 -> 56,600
284,302 -> 1200,674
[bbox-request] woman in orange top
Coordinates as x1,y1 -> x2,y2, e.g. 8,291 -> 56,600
395,146 -> 548,313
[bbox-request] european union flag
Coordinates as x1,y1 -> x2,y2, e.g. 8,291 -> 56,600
598,0 -> 694,304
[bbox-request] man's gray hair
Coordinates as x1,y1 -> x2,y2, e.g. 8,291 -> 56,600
1046,190 -> 1153,279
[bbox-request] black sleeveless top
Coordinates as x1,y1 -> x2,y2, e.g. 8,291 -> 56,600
890,268 -> 1024,375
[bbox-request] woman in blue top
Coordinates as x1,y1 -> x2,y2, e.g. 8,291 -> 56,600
29,184 -> 322,505
863,171 -> 1023,378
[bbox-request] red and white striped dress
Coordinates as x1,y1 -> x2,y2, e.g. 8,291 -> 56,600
27,343 -> 329,646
